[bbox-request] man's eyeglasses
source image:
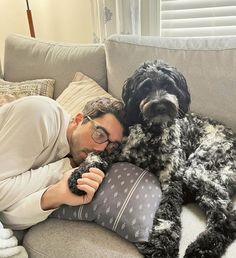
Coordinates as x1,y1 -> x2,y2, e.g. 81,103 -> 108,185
86,116 -> 120,152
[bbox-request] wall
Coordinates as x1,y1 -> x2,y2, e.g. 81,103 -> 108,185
0,0 -> 93,62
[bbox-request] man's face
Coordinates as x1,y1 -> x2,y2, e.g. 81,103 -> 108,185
67,113 -> 124,165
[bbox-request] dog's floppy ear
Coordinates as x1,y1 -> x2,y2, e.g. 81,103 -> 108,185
177,73 -> 191,118
171,70 -> 191,118
163,64 -> 191,118
122,77 -> 134,104
122,76 -> 143,127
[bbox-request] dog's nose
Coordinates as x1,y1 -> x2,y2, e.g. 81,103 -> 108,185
154,104 -> 167,114
142,101 -> 168,119
148,101 -> 167,116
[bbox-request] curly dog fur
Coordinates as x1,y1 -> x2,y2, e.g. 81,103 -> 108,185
68,60 -> 236,257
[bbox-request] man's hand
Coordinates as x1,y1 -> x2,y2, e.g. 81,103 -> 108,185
41,167 -> 104,210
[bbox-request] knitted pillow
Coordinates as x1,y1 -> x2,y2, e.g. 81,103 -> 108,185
0,78 -> 55,106
51,162 -> 162,242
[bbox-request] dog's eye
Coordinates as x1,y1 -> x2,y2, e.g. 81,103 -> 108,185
161,81 -> 177,93
160,82 -> 170,90
138,78 -> 152,93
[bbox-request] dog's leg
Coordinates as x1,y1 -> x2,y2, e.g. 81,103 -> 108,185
135,242 -> 157,258
183,170 -> 236,258
184,201 -> 236,258
184,203 -> 236,258
136,179 -> 184,258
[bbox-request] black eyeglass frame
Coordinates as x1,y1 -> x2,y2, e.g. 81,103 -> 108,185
86,115 -> 121,152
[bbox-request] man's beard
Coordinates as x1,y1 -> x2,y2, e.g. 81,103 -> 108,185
70,147 -> 92,166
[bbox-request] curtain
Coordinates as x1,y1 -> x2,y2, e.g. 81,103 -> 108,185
161,0 -> 236,37
90,0 -> 161,43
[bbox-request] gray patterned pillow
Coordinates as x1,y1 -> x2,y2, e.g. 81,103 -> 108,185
51,162 -> 162,242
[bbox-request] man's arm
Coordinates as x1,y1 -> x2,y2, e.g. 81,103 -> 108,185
0,158 -> 72,230
0,97 -> 70,180
0,158 -> 104,230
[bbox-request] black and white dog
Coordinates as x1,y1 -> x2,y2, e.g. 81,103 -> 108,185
69,60 -> 236,258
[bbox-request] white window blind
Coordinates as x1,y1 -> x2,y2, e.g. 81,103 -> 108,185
161,0 -> 236,37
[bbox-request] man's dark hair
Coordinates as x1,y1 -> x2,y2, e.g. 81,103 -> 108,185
82,97 -> 126,130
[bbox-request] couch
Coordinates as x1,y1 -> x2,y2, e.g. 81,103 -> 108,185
1,33 -> 236,258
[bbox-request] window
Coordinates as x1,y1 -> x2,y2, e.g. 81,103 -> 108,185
161,0 -> 236,37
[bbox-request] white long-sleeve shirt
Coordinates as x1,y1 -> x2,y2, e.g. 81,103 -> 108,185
0,96 -> 72,229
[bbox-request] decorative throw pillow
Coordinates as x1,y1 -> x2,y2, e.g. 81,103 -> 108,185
51,162 -> 162,242
0,78 -> 55,106
56,72 -> 115,117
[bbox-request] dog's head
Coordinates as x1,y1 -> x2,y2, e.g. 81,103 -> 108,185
122,60 -> 191,130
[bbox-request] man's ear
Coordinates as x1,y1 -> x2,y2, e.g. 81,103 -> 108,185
73,113 -> 84,125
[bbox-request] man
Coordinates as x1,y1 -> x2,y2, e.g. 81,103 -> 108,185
0,96 -> 125,257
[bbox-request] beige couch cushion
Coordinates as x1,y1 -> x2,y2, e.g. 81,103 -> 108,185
23,219 -> 142,258
23,203 -> 236,258
105,35 -> 236,132
4,34 -> 106,99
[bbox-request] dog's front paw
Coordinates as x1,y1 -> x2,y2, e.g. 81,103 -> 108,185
135,242 -> 156,258
147,218 -> 180,258
136,237 -> 178,258
184,230 -> 225,258
136,241 -> 175,258
152,233 -> 179,258
68,166 -> 87,196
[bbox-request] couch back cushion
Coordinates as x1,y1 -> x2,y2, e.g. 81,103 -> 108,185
4,34 -> 106,99
105,35 -> 236,132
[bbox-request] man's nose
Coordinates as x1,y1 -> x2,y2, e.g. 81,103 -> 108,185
93,142 -> 108,151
